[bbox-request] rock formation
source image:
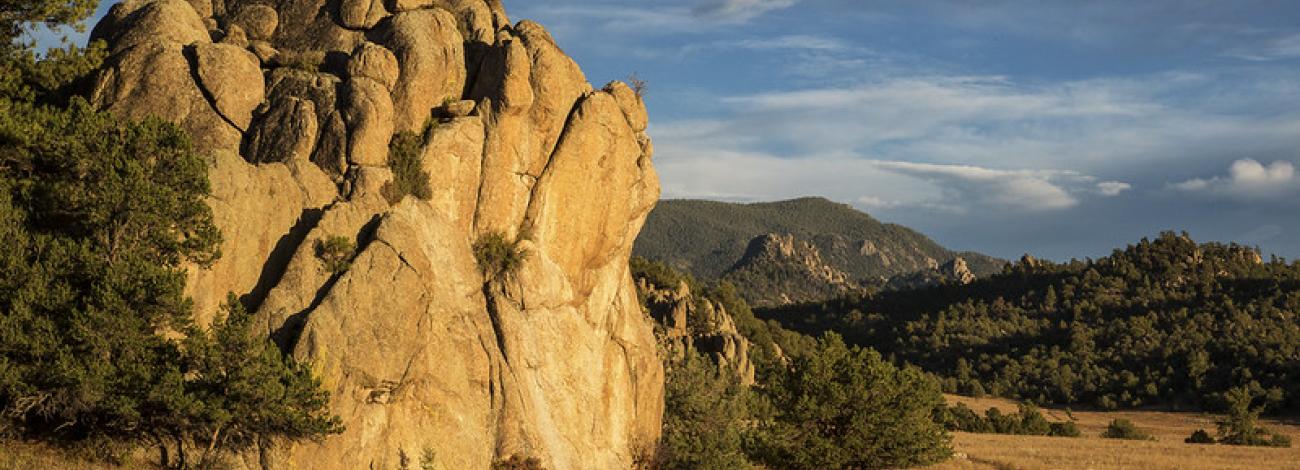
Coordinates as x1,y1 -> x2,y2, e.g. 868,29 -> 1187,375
642,281 -> 755,386
722,233 -> 862,307
87,0 -> 663,468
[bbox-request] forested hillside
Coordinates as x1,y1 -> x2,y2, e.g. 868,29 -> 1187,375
634,197 -> 1002,280
763,232 -> 1300,413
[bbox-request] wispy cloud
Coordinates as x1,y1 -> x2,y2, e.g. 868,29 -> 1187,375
1224,34 -> 1300,61
693,0 -> 799,21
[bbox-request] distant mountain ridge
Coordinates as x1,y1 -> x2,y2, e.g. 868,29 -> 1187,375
633,197 -> 1004,305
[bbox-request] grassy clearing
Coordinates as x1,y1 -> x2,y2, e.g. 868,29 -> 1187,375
0,440 -> 144,470
930,395 -> 1300,470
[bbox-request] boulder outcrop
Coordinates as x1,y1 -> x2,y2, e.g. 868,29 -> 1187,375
87,0 -> 663,468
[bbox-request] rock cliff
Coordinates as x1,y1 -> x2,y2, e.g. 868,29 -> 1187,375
87,0 -> 663,468
641,280 -> 756,386
722,233 -> 862,307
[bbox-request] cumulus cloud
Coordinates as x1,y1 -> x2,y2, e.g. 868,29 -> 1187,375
1171,159 -> 1297,199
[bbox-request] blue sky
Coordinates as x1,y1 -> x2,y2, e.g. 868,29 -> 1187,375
43,0 -> 1300,261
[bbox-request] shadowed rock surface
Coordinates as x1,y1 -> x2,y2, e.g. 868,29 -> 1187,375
87,0 -> 663,468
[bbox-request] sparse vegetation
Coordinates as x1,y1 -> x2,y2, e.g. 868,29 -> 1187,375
474,231 -> 530,281
938,402 -> 1079,438
1216,387 -> 1292,447
492,455 -> 545,470
627,72 -> 647,97
1186,429 -> 1215,444
1101,419 -> 1154,441
383,129 -> 432,204
277,50 -> 326,72
316,235 -> 356,274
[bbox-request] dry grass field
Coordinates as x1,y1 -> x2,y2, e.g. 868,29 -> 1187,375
930,395 -> 1300,470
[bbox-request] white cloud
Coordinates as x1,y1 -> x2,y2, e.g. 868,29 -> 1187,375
869,161 -> 1085,211
1171,159 -> 1297,199
1096,181 -> 1132,196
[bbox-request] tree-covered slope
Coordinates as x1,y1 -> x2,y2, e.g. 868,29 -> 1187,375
762,232 -> 1300,413
634,197 -> 1002,282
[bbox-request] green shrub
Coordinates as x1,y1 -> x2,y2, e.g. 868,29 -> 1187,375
316,235 -> 356,274
383,130 -> 432,204
492,455 -> 544,470
659,352 -> 752,470
474,232 -> 529,281
1101,419 -> 1153,441
1216,387 -> 1290,447
1185,429 -> 1215,444
750,333 -> 951,469
1049,421 -> 1081,437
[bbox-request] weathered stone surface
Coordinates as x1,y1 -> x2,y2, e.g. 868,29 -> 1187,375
245,97 -> 319,163
91,41 -> 241,150
186,0 -> 213,18
444,99 -> 475,117
516,20 -> 590,160
230,3 -> 279,40
346,42 -> 399,91
193,42 -> 265,130
349,166 -> 394,200
343,77 -> 395,167
339,0 -> 388,29
185,151 -> 338,324
605,80 -> 648,132
92,1 -> 665,468
92,0 -> 210,52
220,23 -> 249,47
433,0 -> 495,43
423,116 -> 484,233
379,9 -> 466,132
388,0 -> 434,12
248,39 -> 278,63
470,35 -> 532,115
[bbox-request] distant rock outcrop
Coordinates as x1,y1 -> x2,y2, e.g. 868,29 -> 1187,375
87,0 -> 662,468
633,198 -> 1005,307
723,233 -> 861,307
642,281 -> 755,386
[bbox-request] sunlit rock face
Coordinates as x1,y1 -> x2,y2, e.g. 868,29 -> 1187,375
88,0 -> 664,467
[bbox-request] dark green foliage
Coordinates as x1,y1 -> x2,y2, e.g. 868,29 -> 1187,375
1186,429 -> 1215,444
474,232 -> 529,281
0,21 -> 341,466
0,0 -> 98,44
750,333 -> 951,469
1216,387 -> 1292,447
937,403 -> 1078,438
172,296 -> 343,467
315,235 -> 355,274
1048,421 -> 1081,438
762,232 -> 1300,413
274,50 -> 325,73
633,197 -> 1002,282
492,455 -> 545,470
658,351 -> 752,470
1101,419 -> 1153,441
382,129 -> 432,204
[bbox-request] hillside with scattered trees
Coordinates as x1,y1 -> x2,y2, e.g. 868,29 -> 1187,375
762,232 -> 1300,414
